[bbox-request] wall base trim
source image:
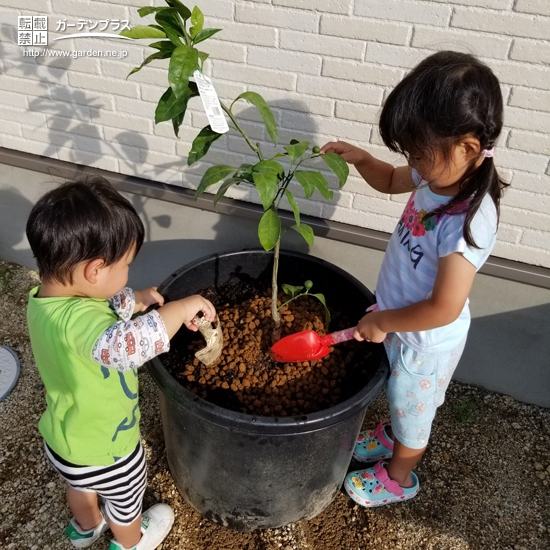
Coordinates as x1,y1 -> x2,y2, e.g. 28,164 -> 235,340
2,146 -> 548,289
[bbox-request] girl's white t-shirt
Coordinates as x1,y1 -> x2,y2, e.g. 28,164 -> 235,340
375,169 -> 498,352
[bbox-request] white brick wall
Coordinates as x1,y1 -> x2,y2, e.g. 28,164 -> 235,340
0,0 -> 548,267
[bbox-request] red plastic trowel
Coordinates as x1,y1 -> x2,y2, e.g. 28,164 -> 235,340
270,326 -> 356,362
270,304 -> 378,363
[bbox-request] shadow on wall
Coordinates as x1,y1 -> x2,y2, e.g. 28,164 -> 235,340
1,20 -> 334,195
0,21 -> 329,282
0,22 -> 187,184
0,187 -> 36,268
0,17 -> 337,229
456,302 -> 550,408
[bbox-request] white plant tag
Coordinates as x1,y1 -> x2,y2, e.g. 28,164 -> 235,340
193,70 -> 229,134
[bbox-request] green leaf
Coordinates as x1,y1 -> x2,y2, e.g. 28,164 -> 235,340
239,164 -> 254,183
155,82 -> 198,124
283,141 -> 310,163
253,171 -> 278,211
193,28 -> 222,45
293,170 -> 314,198
195,165 -> 236,197
188,126 -> 223,165
138,6 -> 168,17
120,25 -> 166,39
190,6 -> 204,38
285,190 -> 300,226
148,40 -> 177,52
258,209 -> 281,251
312,293 -> 327,306
169,45 -> 199,98
214,177 -> 242,206
127,50 -> 172,78
282,284 -> 303,298
234,91 -> 278,145
197,51 -> 209,65
172,110 -> 185,137
295,171 -> 333,201
304,280 -> 313,291
291,223 -> 314,245
155,9 -> 185,47
253,159 -> 284,177
312,293 -> 331,326
165,0 -> 192,20
321,152 -> 349,188
161,26 -> 184,47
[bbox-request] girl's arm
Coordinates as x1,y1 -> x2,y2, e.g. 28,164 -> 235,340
354,253 -> 477,342
321,141 -> 414,195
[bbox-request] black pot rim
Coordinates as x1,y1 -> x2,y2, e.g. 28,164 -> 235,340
148,248 -> 389,435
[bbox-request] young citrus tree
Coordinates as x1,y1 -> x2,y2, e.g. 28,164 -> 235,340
122,0 -> 349,329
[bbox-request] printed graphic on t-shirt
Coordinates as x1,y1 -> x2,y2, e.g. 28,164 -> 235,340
402,191 -> 437,237
395,192 -> 429,269
95,288 -> 168,444
397,191 -> 469,270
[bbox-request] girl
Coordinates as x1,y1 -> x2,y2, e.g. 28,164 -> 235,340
321,51 -> 508,507
26,177 -> 216,549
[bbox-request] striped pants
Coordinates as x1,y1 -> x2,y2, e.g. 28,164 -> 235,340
44,441 -> 147,525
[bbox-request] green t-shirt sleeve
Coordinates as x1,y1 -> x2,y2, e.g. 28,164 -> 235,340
66,300 -> 119,362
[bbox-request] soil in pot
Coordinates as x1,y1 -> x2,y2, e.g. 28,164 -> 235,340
162,277 -> 377,417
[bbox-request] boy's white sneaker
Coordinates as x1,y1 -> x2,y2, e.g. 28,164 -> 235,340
108,503 -> 175,550
65,511 -> 109,548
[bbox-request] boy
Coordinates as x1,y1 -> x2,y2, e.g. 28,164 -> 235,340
26,177 -> 215,550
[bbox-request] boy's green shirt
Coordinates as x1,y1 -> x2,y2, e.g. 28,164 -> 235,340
27,286 -> 140,466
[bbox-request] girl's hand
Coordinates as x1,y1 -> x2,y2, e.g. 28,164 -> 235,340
178,295 -> 217,331
320,141 -> 367,166
353,311 -> 387,343
134,287 -> 164,313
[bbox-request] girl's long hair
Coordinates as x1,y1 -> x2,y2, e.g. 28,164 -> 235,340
379,51 -> 509,248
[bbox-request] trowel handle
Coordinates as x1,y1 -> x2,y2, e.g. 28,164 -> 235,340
321,327 -> 356,347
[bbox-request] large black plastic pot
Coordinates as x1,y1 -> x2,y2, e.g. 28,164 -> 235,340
148,249 -> 389,531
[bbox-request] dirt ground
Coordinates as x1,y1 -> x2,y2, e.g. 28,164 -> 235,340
1,260 -> 549,550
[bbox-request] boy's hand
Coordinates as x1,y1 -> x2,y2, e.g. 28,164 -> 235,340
320,141 -> 367,166
178,295 -> 217,331
353,311 -> 386,343
134,287 -> 165,313
155,294 -> 216,339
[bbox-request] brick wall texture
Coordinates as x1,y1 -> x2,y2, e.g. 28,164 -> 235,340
0,0 -> 548,267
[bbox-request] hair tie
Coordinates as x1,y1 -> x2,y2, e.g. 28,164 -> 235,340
482,147 -> 495,158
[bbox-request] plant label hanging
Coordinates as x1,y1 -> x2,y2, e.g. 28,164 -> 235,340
193,70 -> 229,134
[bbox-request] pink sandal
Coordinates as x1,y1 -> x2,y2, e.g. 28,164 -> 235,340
344,461 -> 419,508
353,420 -> 394,463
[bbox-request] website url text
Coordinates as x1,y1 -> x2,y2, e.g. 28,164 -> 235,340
23,48 -> 128,59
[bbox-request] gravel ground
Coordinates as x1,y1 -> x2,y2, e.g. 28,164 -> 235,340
1,260 -> 549,550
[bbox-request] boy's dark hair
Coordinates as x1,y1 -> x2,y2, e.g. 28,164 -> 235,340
26,177 -> 145,284
379,50 -> 509,248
